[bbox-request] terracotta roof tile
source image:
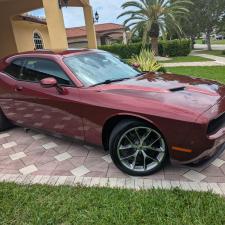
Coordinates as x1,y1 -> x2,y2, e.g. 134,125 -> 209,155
66,23 -> 124,38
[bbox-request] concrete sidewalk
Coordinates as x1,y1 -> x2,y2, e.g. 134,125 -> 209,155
192,53 -> 225,65
163,61 -> 222,67
163,52 -> 225,67
194,44 -> 225,51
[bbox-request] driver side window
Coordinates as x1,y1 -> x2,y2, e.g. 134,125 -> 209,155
21,58 -> 73,86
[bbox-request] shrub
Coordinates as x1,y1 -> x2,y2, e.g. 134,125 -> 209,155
128,49 -> 162,72
222,50 -> 225,55
160,39 -> 191,57
99,43 -> 143,59
158,66 -> 167,73
99,39 -> 191,58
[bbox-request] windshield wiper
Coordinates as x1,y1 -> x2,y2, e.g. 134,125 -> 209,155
91,77 -> 130,87
135,72 -> 147,77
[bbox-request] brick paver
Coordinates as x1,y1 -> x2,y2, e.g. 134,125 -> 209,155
0,128 -> 225,195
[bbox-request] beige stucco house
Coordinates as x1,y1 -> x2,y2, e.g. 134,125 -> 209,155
11,15 -> 51,52
10,14 -> 127,51
0,0 -> 97,58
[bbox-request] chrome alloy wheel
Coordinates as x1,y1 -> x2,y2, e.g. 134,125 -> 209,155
117,126 -> 166,172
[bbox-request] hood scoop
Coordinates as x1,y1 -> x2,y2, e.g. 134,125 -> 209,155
169,86 -> 218,96
169,86 -> 186,92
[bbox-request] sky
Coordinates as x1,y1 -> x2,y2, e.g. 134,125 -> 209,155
30,0 -> 128,28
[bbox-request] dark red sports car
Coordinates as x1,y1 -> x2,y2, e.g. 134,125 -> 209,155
0,49 -> 225,176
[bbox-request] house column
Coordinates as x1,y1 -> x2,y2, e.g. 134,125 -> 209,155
0,17 -> 18,58
42,0 -> 68,49
83,3 -> 97,49
123,31 -> 128,45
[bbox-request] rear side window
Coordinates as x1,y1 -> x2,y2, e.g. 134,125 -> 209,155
22,58 -> 72,86
4,59 -> 24,79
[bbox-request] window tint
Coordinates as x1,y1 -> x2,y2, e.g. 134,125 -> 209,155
22,58 -> 72,85
4,59 -> 24,79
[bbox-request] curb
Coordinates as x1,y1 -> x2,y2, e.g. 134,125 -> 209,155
0,174 -> 225,196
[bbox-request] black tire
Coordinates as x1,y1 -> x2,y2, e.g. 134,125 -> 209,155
0,109 -> 13,132
109,119 -> 167,176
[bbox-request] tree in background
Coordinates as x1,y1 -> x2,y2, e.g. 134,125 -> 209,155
117,0 -> 192,55
200,0 -> 225,50
171,0 -> 201,48
215,10 -> 225,37
178,0 -> 225,50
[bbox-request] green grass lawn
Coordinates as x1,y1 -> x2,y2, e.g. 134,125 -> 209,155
0,183 -> 225,225
196,50 -> 225,57
195,39 -> 203,44
159,55 -> 214,63
196,39 -> 225,45
211,39 -> 225,44
167,66 -> 225,83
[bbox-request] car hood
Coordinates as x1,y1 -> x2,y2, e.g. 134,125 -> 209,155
96,72 -> 225,118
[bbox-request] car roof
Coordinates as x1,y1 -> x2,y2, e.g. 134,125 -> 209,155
11,48 -> 96,58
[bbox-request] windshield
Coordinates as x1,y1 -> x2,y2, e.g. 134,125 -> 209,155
64,51 -> 140,86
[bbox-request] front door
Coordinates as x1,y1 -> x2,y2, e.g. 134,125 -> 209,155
12,57 -> 84,140
0,58 -> 24,121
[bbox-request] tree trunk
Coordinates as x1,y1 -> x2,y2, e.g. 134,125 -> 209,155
191,36 -> 195,49
206,30 -> 212,51
151,37 -> 159,56
142,29 -> 148,47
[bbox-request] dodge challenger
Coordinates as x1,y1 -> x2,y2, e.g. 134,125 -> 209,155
0,49 -> 224,176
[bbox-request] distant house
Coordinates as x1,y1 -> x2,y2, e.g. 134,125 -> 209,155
66,23 -> 127,48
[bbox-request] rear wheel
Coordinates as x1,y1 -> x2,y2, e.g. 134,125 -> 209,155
109,120 -> 167,176
0,109 -> 13,131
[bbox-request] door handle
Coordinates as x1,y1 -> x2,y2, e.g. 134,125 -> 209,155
15,86 -> 23,91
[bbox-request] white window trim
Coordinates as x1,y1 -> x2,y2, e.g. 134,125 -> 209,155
33,30 -> 45,50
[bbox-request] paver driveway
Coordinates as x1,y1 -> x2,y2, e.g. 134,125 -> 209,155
0,127 -> 225,183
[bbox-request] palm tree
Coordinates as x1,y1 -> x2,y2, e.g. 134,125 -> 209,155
118,0 -> 192,55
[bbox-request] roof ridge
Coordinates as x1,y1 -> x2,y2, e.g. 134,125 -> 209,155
66,22 -> 123,30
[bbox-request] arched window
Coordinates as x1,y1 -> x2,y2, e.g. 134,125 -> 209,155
33,32 -> 44,50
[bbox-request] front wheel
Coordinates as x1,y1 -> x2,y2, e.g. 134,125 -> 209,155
109,120 -> 167,176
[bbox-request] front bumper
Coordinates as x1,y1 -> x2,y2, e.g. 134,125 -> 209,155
171,127 -> 225,165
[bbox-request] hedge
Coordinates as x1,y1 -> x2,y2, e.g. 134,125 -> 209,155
160,39 -> 191,57
99,39 -> 191,58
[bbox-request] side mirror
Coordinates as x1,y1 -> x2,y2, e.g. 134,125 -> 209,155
40,77 -> 57,88
40,77 -> 68,95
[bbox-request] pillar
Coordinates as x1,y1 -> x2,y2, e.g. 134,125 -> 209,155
123,31 -> 128,45
83,4 -> 97,49
42,0 -> 68,49
0,17 -> 18,58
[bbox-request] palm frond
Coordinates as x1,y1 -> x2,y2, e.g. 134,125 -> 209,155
118,0 -> 191,52
120,1 -> 145,10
